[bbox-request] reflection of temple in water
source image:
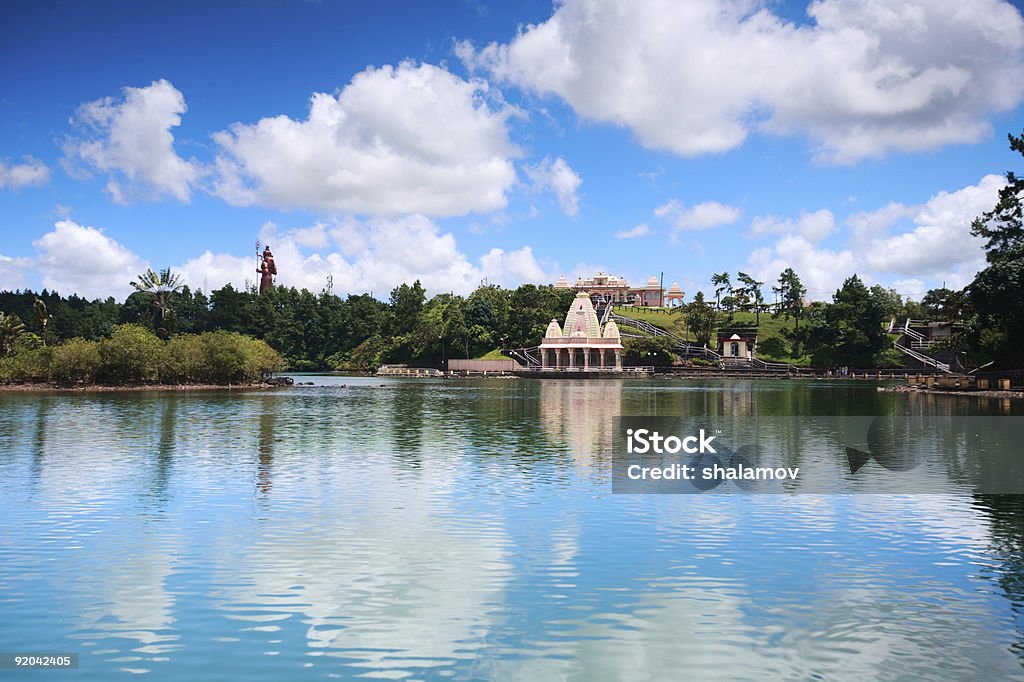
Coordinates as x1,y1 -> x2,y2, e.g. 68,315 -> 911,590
539,380 -> 622,467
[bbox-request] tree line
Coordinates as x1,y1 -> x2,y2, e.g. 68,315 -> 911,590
0,279 -> 579,378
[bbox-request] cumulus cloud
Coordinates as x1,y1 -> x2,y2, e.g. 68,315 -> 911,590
460,0 -> 1024,162
861,174 -> 1003,278
212,62 -> 520,216
0,157 -> 50,190
615,223 -> 651,239
745,174 -> 1004,298
524,156 -> 582,216
33,220 -> 148,299
655,199 -> 741,233
174,216 -> 547,297
0,254 -> 31,292
747,234 -> 857,299
750,209 -> 836,242
64,79 -> 201,203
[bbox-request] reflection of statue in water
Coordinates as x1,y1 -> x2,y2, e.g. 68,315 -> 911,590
258,246 -> 277,294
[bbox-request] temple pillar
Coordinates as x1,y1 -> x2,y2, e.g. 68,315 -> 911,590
584,347 -> 590,370
541,349 -> 549,368
615,349 -> 622,370
567,348 -> 574,368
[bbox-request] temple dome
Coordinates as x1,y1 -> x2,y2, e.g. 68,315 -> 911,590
646,275 -> 660,288
564,292 -> 602,338
545,319 -> 563,338
603,320 -> 621,339
667,282 -> 683,295
554,275 -> 570,289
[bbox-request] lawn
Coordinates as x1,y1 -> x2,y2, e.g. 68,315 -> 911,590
613,306 -> 812,365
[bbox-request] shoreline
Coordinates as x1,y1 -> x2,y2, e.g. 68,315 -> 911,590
0,383 -> 282,394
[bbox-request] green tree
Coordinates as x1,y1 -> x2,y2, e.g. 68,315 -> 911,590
736,272 -> 765,324
971,130 -> 1024,263
0,312 -> 26,356
131,268 -> 185,336
772,267 -> 806,334
711,272 -> 731,311
805,275 -> 887,368
685,293 -> 717,347
50,337 -> 101,385
98,324 -> 165,384
869,285 -> 902,322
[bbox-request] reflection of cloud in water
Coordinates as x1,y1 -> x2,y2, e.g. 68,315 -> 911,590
539,379 -> 622,467
26,398 -> 181,665
213,459 -> 511,675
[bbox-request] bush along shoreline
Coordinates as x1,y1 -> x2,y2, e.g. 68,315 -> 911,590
0,324 -> 285,388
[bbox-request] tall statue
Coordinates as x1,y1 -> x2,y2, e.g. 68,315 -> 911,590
258,246 -> 277,294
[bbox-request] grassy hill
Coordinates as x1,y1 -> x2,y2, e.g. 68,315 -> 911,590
613,306 -> 811,366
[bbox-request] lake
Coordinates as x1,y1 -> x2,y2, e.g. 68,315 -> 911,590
1,376 -> 1023,680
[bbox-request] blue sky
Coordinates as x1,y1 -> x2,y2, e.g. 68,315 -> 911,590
1,0 -> 1023,302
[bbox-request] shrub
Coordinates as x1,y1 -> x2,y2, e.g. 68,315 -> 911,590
50,338 -> 101,384
98,324 -> 164,384
163,334 -> 205,384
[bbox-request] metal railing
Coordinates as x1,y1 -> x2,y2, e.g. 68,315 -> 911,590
893,342 -> 951,373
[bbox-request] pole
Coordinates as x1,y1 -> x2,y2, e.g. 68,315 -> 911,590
659,271 -> 664,309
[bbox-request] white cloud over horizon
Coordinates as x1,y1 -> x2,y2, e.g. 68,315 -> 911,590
14,217 -> 550,301
460,0 -> 1024,162
33,220 -> 149,299
745,174 -> 1004,298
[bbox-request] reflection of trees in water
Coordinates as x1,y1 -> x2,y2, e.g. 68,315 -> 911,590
257,395 -> 276,496
151,396 -> 178,503
434,380 -> 554,469
973,494 -> 1024,663
30,396 -> 52,486
389,382 -> 426,466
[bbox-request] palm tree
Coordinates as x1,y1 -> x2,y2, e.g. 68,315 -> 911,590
0,311 -> 26,356
131,268 -> 185,331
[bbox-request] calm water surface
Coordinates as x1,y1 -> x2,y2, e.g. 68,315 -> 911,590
1,377 -> 1023,680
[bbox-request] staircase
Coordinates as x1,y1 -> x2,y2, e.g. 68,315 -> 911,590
612,313 -> 723,364
890,319 -> 951,372
506,346 -> 541,367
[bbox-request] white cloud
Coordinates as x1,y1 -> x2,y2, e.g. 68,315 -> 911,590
212,62 -> 519,216
524,156 -> 582,216
745,174 -> 1004,298
461,0 -> 1024,162
0,157 -> 50,190
862,174 -> 1002,277
33,220 -> 148,299
747,234 -> 858,298
174,216 -> 547,297
750,209 -> 836,242
615,223 -> 651,239
655,199 -> 741,232
0,254 -> 31,292
64,79 -> 201,203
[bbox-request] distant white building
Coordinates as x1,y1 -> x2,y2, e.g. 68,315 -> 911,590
553,272 -> 681,307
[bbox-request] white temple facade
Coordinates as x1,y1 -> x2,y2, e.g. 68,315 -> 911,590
540,292 -> 624,371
